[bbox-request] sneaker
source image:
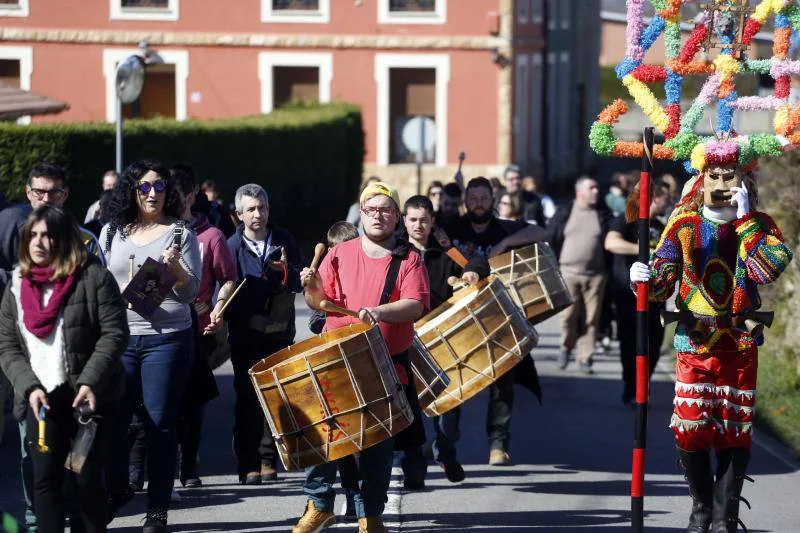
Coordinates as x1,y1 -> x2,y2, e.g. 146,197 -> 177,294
292,501 -> 335,533
142,510 -> 167,533
358,516 -> 387,533
182,476 -> 202,488
261,463 -> 278,482
242,471 -> 261,485
557,350 -> 570,370
488,449 -> 510,466
578,360 -> 594,375
601,335 -> 612,352
440,460 -> 466,483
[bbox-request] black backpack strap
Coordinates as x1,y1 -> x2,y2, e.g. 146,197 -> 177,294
379,240 -> 410,306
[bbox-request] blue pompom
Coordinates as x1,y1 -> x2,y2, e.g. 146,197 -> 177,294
775,14 -> 790,29
717,92 -> 736,134
615,58 -> 640,79
639,16 -> 666,53
683,160 -> 697,174
665,71 -> 683,104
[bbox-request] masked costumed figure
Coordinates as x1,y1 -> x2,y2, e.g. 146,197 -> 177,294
630,139 -> 793,532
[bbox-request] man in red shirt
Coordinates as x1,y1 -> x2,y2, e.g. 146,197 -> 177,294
298,182 -> 430,533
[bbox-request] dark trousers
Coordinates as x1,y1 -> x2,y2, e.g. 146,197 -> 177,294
487,371 -> 515,451
432,406 -> 461,463
615,290 -> 664,401
230,337 -> 289,475
127,407 -> 147,486
108,329 -> 194,511
26,384 -> 111,533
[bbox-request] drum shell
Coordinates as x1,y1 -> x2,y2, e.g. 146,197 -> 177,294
489,243 -> 573,325
409,340 -> 450,412
249,323 -> 413,470
414,276 -> 539,416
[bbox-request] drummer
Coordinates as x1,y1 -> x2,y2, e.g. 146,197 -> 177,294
402,195 -> 488,487
298,182 -> 430,533
448,177 -> 546,466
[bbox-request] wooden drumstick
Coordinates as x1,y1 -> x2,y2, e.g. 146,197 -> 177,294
217,278 -> 247,318
457,150 -> 465,173
310,242 -> 326,271
445,247 -> 469,268
320,300 -> 361,319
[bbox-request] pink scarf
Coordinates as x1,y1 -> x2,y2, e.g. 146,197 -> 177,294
21,266 -> 78,339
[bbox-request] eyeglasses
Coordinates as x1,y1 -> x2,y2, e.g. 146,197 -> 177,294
29,188 -> 66,200
135,180 -> 167,195
361,206 -> 396,218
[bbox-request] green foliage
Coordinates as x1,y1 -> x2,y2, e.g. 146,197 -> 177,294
753,152 -> 800,456
0,103 -> 364,252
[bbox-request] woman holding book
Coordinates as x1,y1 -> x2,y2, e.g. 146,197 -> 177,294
0,206 -> 128,533
100,160 -> 201,533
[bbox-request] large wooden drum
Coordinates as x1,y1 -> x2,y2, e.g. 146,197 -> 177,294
489,243 -> 573,325
413,276 -> 539,417
249,323 -> 413,470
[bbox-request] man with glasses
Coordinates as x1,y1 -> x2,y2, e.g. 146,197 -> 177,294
503,164 -> 545,227
298,182 -> 429,533
449,176 -> 546,466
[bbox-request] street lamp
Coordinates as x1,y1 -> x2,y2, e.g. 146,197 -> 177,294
114,41 -> 163,174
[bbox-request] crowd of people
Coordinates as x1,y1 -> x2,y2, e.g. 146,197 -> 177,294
0,160 -> 689,533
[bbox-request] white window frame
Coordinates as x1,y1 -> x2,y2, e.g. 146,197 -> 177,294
0,45 -> 33,124
375,53 -> 450,166
0,0 -> 29,18
258,52 -> 333,114
514,54 -> 530,164
109,0 -> 179,22
102,48 -> 189,122
517,0 -> 529,25
261,0 -> 330,24
378,0 -> 447,25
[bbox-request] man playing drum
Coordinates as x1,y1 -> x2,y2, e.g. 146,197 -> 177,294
448,177 -> 546,466
298,182 -> 430,533
402,195 -> 488,488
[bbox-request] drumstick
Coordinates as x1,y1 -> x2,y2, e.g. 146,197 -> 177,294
217,278 -> 247,318
457,150 -> 465,173
320,300 -> 361,319
447,276 -> 469,289
446,247 -> 469,268
127,255 -> 135,310
309,243 -> 326,271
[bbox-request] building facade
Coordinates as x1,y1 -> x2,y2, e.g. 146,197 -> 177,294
0,0 -> 600,195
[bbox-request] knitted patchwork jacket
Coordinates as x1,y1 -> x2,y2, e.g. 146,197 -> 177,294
650,210 -> 792,354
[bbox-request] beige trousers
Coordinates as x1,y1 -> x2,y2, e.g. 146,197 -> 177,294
560,271 -> 608,364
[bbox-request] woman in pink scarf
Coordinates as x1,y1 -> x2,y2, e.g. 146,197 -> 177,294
0,206 -> 129,533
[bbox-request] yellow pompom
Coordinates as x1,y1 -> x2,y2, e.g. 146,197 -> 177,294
690,143 -> 706,172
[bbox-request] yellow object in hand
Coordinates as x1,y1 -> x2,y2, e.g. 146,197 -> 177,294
37,406 -> 49,454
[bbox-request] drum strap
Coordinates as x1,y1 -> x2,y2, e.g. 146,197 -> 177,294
379,241 -> 409,306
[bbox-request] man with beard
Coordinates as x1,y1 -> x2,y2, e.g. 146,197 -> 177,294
448,177 -> 546,466
402,195 -> 488,487
298,182 -> 429,533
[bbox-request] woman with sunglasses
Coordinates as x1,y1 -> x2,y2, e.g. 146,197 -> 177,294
100,160 -> 201,533
0,206 -> 128,533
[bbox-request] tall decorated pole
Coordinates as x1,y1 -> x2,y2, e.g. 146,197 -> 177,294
631,126 -> 654,532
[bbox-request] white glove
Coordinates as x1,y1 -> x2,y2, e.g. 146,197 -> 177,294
630,261 -> 651,284
730,183 -> 750,219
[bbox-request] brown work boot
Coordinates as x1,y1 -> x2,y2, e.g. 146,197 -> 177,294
261,462 -> 278,481
292,501 -> 335,533
358,516 -> 387,533
489,449 -> 510,466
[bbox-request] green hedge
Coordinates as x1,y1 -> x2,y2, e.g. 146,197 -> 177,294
0,102 -> 364,254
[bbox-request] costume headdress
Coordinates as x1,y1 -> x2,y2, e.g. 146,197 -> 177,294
590,0 -> 798,175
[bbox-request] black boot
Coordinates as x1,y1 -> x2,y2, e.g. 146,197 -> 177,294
712,448 -> 750,533
677,448 -> 714,533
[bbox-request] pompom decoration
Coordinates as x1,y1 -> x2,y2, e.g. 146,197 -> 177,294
589,0 -> 800,171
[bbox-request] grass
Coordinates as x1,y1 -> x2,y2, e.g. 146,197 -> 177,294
754,345 -> 800,456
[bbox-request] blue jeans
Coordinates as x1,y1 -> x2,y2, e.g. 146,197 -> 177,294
432,406 -> 461,464
304,437 -> 394,518
108,329 -> 194,511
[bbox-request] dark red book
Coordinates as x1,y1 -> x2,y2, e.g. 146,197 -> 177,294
122,257 -> 178,318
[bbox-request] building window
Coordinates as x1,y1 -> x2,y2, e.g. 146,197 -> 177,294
547,0 -> 557,31
103,49 -> 189,122
262,0 -> 330,23
518,0 -> 529,24
0,46 -> 32,124
0,0 -> 29,17
375,53 -> 450,166
378,0 -> 446,25
258,53 -> 333,114
122,64 -> 177,119
389,68 -> 436,163
109,0 -> 179,21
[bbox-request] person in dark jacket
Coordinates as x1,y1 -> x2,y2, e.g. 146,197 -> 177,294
403,195 -> 488,487
0,206 -> 129,533
545,176 -> 614,373
0,191 -> 31,291
226,183 -> 302,485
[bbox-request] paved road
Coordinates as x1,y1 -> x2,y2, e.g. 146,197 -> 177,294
2,296 -> 799,532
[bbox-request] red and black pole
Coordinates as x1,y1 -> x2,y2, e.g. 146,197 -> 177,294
631,126 -> 654,532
